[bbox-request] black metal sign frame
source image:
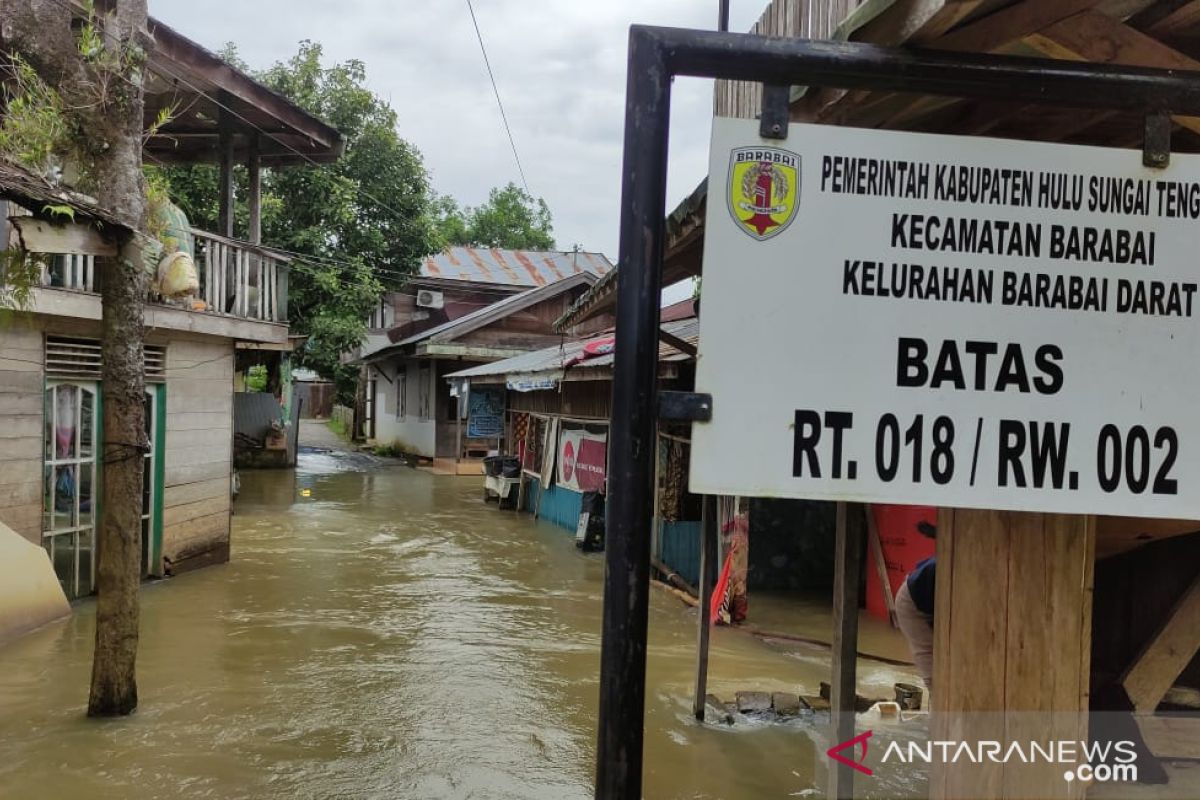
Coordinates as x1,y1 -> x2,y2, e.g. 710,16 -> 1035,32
598,23 -> 1200,799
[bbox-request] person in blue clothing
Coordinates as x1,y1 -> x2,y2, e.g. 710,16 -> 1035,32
894,522 -> 936,692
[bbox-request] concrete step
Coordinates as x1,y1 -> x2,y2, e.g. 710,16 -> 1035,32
431,457 -> 485,476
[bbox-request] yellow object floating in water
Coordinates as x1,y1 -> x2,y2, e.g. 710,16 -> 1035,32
300,488 -> 312,497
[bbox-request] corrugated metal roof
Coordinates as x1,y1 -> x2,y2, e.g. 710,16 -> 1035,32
446,318 -> 699,383
422,247 -> 614,287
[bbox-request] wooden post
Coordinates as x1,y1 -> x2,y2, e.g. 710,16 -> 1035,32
828,501 -> 864,800
866,505 -> 899,628
218,106 -> 235,239
247,137 -> 262,245
693,494 -> 718,720
931,510 -> 1095,800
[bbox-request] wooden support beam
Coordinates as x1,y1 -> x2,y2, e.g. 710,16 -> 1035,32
865,505 -> 898,628
1027,10 -> 1200,136
1136,712 -> 1200,759
811,0 -> 1005,126
9,217 -> 117,256
218,105 -> 235,239
827,501 -> 864,800
658,328 -> 697,358
876,0 -> 1103,130
931,510 -> 1095,800
247,136 -> 262,246
855,0 -> 987,46
930,0 -> 1104,53
1121,574 -> 1200,712
1136,0 -> 1200,37
692,494 -> 717,721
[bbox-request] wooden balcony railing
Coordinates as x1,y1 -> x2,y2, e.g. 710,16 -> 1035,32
7,202 -> 290,325
191,229 -> 289,323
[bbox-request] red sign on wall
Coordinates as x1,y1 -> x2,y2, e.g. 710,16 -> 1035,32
558,426 -> 607,493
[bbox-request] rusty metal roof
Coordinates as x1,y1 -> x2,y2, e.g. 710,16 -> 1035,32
420,247 -> 614,288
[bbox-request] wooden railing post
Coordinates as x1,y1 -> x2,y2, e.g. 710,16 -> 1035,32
189,229 -> 289,323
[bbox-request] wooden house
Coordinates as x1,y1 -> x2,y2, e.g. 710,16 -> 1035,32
446,304 -> 703,579
0,18 -> 342,607
354,248 -> 614,469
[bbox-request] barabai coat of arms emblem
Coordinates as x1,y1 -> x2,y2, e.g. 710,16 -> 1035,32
726,146 -> 800,241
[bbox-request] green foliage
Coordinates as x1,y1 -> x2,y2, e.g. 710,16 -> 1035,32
0,57 -> 69,177
42,204 -> 76,222
372,441 -> 407,458
0,5 -> 163,313
435,182 -> 556,250
0,249 -> 43,310
326,416 -> 348,439
72,0 -> 148,119
157,41 -> 441,398
76,0 -> 106,61
143,168 -> 175,250
245,365 -> 269,393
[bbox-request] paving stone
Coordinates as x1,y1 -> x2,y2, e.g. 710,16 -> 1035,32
736,691 -> 772,713
771,692 -> 801,715
803,694 -> 831,713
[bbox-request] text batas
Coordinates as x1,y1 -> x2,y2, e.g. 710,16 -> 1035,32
690,118 -> 1200,518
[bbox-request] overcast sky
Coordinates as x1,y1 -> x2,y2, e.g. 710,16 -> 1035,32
150,0 -> 763,262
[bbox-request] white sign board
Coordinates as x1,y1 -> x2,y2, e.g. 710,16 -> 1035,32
690,118 -> 1200,519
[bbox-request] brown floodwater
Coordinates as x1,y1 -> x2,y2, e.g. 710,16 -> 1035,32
0,448 -> 925,799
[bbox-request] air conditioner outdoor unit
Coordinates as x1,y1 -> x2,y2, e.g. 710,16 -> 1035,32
416,289 -> 444,310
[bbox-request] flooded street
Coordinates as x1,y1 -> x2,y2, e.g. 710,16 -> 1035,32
0,446 -> 921,799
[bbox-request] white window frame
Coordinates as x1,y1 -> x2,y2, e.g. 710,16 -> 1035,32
141,387 -> 159,576
43,380 -> 99,599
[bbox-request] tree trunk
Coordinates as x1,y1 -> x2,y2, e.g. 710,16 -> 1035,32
5,0 -> 150,717
90,233 -> 146,717
87,0 -> 150,719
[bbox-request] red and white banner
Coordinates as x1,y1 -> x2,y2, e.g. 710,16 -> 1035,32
557,426 -> 607,493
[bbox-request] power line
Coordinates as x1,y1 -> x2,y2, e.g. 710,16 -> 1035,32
465,0 -> 531,196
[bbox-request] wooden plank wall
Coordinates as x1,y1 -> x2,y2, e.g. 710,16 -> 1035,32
162,336 -> 233,572
932,510 -> 1095,800
0,323 -> 45,544
714,0 -> 868,119
507,380 -> 612,420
